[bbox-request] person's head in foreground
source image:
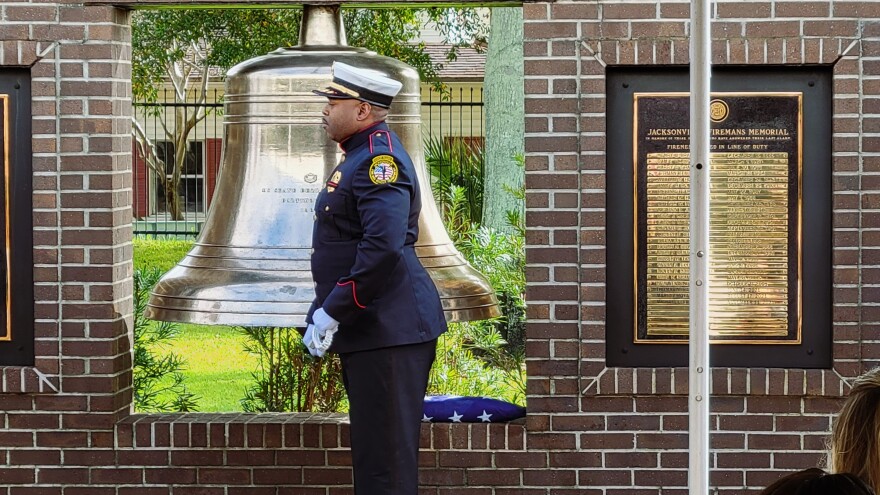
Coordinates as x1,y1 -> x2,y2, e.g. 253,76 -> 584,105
759,468 -> 874,495
830,366 -> 880,494
312,61 -> 402,143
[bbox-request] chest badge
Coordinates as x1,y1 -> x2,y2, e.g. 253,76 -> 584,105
327,170 -> 342,192
369,155 -> 399,185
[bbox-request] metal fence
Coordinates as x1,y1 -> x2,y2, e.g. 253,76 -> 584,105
132,86 -> 484,237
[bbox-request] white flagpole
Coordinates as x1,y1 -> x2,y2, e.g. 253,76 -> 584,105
689,0 -> 711,493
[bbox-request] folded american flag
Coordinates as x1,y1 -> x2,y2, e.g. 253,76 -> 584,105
422,395 -> 526,423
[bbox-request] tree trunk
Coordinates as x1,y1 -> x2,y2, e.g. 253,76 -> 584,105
168,107 -> 189,221
482,7 -> 524,233
164,177 -> 183,221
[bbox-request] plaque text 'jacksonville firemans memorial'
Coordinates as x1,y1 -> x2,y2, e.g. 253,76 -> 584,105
635,93 -> 802,343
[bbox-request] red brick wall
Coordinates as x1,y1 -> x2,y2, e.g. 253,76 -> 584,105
1,0 -> 880,493
522,1 -> 880,493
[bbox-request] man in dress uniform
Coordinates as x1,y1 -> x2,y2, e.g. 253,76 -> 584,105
305,61 -> 448,494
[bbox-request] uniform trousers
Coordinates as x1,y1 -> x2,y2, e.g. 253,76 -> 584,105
339,338 -> 438,495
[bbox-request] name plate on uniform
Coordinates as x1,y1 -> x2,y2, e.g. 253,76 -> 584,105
634,93 -> 802,344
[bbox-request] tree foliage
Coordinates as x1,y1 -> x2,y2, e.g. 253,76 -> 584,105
131,7 -> 487,220
132,7 -> 488,103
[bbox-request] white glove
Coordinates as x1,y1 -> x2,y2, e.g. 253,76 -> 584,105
302,324 -> 320,357
309,307 -> 339,358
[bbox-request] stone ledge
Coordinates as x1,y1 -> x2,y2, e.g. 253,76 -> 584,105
116,413 -> 526,450
581,367 -> 849,397
77,0 -> 526,7
579,36 -> 860,67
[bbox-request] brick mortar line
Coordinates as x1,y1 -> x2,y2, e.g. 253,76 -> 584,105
854,35 -> 868,374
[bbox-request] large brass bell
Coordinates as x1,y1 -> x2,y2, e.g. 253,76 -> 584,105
145,4 -> 500,326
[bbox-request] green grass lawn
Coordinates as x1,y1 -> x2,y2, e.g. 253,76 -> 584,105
133,236 -> 194,273
173,324 -> 258,412
135,237 -> 257,412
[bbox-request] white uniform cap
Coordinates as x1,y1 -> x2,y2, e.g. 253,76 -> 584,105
313,61 -> 403,108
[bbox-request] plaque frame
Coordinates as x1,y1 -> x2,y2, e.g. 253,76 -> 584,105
606,66 -> 832,369
0,94 -> 9,342
0,69 -> 35,366
632,92 -> 803,345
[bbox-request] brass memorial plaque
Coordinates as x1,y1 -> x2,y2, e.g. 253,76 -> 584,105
0,95 -> 8,342
634,93 -> 802,344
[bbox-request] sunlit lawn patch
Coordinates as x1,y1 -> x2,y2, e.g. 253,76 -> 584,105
135,237 -> 256,412
172,324 -> 258,412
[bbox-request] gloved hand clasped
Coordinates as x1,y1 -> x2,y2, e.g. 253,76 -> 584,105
303,307 -> 339,358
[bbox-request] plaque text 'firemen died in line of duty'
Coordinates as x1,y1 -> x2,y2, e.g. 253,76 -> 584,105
634,93 -> 802,344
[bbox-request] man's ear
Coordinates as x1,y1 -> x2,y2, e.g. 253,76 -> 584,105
356,101 -> 373,121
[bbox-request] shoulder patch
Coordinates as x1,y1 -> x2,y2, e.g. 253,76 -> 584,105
369,155 -> 399,185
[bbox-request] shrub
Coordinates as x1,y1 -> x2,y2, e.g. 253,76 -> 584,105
428,226 -> 526,405
425,184 -> 527,405
239,327 -> 347,413
429,321 -> 525,405
456,224 -> 526,360
424,135 -> 484,226
133,268 -> 199,412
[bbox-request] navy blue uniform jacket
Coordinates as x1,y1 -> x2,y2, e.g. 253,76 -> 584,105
308,122 -> 448,353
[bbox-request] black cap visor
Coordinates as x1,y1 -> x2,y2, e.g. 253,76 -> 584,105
312,86 -> 353,100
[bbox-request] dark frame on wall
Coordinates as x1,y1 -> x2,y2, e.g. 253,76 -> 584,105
0,69 -> 35,367
606,66 -> 832,369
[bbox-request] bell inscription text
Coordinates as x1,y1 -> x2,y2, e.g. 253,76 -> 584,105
635,93 -> 802,344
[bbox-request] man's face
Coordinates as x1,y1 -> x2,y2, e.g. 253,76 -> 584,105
321,98 -> 367,143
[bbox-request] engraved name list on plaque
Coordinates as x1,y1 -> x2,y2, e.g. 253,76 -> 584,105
634,93 -> 802,344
